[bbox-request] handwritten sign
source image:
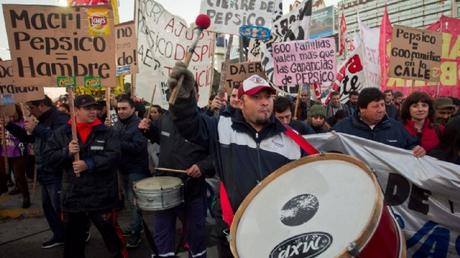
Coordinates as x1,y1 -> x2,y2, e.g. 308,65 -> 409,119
137,0 -> 215,108
200,0 -> 282,35
273,38 -> 336,86
115,21 -> 138,75
0,60 -> 45,103
3,4 -> 116,87
259,0 -> 312,93
389,25 -> 442,82
224,61 -> 266,89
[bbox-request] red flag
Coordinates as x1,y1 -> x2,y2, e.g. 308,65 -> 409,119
312,81 -> 322,101
379,7 -> 392,91
339,13 -> 347,56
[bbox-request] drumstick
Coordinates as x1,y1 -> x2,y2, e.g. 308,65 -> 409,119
168,14 -> 211,105
156,167 -> 188,174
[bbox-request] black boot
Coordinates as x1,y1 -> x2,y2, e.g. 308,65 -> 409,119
22,196 -> 31,208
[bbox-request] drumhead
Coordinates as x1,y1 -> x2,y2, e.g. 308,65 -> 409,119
230,153 -> 383,258
135,176 -> 182,190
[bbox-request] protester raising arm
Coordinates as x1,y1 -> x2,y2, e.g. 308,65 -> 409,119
167,62 -> 217,149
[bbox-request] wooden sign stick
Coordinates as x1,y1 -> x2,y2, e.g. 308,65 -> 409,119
67,88 -> 80,177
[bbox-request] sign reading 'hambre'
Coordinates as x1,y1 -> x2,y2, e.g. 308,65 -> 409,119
3,4 -> 116,87
273,38 -> 336,86
0,60 -> 45,103
389,25 -> 442,82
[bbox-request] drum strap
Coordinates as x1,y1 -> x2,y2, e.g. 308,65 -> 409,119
219,125 -> 319,228
283,125 -> 319,155
220,183 -> 234,227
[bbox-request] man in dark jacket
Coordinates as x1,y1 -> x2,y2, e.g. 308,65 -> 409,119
6,96 -> 68,248
274,96 -> 315,135
334,88 -> 425,157
138,84 -> 215,258
44,95 -> 126,258
166,64 -> 306,257
112,94 -> 150,248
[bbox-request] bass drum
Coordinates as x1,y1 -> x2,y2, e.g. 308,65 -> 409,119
230,153 -> 406,258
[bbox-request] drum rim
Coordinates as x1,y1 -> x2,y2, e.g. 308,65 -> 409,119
134,176 -> 184,190
229,153 -> 384,258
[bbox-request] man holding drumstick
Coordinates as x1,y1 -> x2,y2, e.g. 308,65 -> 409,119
138,82 -> 215,258
166,63 -> 306,257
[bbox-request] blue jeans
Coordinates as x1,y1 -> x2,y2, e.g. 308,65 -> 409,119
120,173 -> 147,234
41,182 -> 64,241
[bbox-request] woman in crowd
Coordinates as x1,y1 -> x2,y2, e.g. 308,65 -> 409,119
149,105 -> 163,121
147,104 -> 163,173
0,105 -> 30,208
428,116 -> 460,165
401,92 -> 443,153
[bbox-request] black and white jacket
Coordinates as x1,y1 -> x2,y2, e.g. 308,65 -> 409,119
171,97 -> 303,212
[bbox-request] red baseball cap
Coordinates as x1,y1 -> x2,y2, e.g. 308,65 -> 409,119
238,75 -> 276,98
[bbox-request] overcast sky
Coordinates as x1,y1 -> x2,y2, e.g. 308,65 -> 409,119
0,0 -> 339,60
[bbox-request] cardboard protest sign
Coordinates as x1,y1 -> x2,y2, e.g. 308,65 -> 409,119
200,0 -> 283,35
272,38 -> 336,86
0,104 -> 16,117
3,4 -> 117,87
115,21 -> 138,75
224,61 -> 266,89
382,16 -> 460,98
136,0 -> 215,108
389,25 -> 441,82
0,60 -> 45,103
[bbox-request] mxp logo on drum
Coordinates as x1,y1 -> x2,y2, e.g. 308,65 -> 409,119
269,232 -> 332,258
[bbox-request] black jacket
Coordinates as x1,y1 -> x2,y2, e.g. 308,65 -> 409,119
43,124 -> 120,212
6,107 -> 68,185
144,111 -> 214,200
113,114 -> 149,176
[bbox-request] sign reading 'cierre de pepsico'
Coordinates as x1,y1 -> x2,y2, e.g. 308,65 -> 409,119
200,0 -> 282,35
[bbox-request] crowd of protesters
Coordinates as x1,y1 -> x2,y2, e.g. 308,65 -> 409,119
0,62 -> 459,258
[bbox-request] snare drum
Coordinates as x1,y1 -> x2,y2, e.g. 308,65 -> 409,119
230,153 -> 406,258
134,176 -> 184,211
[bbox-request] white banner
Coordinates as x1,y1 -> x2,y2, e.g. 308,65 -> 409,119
200,0 -> 283,35
136,0 -> 215,108
305,132 -> 460,257
260,0 -> 312,94
358,16 -> 381,88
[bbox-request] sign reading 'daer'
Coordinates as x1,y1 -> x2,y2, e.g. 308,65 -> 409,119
273,38 -> 336,86
3,4 -> 116,87
224,61 -> 266,89
389,25 -> 442,82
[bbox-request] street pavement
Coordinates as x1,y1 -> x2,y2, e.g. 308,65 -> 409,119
0,182 -> 219,258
